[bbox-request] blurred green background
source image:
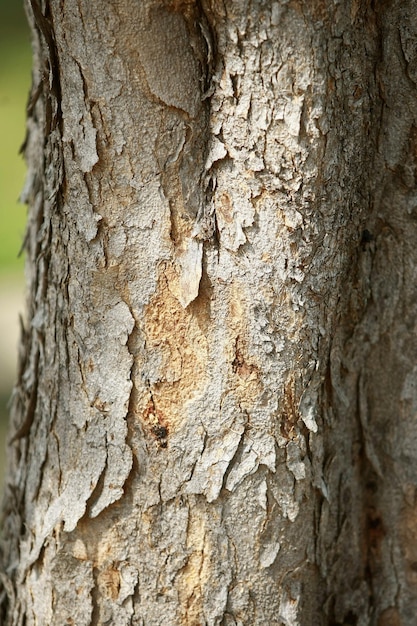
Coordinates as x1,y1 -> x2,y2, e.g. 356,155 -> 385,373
0,0 -> 32,491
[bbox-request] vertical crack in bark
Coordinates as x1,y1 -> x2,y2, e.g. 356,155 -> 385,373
29,1 -> 59,89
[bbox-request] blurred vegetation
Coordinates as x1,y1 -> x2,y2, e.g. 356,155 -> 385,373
0,0 -> 31,274
0,1 -> 31,489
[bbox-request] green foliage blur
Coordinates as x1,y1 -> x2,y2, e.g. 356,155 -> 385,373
0,2 -> 32,491
0,0 -> 31,274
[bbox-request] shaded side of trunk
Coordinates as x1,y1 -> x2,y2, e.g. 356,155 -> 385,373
1,1 -> 417,625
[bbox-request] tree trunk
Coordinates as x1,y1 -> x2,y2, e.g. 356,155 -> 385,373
1,0 -> 417,624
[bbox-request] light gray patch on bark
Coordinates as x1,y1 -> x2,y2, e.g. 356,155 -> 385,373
137,8 -> 201,117
61,58 -> 99,173
63,156 -> 101,241
185,425 -> 245,502
177,238 -> 203,308
49,553 -> 95,626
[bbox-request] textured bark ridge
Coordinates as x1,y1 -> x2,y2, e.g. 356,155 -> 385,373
1,0 -> 417,624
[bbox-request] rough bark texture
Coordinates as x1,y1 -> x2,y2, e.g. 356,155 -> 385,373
1,0 -> 417,624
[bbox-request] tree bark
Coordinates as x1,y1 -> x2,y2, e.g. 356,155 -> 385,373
1,0 -> 417,624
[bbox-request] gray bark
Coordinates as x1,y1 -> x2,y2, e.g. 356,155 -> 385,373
1,0 -> 417,624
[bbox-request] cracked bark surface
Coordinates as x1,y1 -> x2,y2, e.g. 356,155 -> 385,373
1,1 -> 417,624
